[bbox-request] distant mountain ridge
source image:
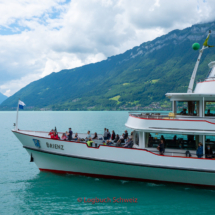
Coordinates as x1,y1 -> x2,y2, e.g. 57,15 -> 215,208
1,21 -> 215,110
0,92 -> 7,104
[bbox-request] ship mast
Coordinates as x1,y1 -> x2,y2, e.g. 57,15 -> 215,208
187,31 -> 211,93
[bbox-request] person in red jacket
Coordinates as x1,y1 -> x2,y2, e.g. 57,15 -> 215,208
50,133 -> 55,139
53,132 -> 60,140
49,129 -> 54,136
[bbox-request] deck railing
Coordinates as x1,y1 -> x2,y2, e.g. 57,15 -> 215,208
129,112 -> 215,119
129,112 -> 169,119
145,149 -> 214,158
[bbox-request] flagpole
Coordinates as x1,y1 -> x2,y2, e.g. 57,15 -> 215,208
187,31 -> 211,93
15,99 -> 20,131
187,49 -> 204,93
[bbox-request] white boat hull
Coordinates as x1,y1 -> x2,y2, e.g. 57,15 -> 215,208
14,130 -> 215,187
25,148 -> 215,187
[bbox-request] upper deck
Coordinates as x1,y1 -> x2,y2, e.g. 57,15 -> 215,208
125,82 -> 215,134
126,112 -> 215,135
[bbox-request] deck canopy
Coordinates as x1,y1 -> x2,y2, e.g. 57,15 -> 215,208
166,93 -> 215,101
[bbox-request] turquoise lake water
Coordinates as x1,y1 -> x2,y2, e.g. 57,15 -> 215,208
1,111 -> 215,215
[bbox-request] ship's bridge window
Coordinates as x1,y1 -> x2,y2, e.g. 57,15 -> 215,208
146,132 -> 197,150
205,102 -> 215,116
176,101 -> 199,116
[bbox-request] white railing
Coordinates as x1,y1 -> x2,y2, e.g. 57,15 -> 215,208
129,112 -> 169,119
19,130 -> 104,141
129,112 -> 215,120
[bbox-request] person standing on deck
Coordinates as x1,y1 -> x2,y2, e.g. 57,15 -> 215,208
205,145 -> 213,159
111,130 -> 116,140
67,128 -> 73,141
104,128 -> 108,140
160,135 -> 166,147
157,139 -> 165,155
196,142 -> 203,158
107,129 -> 111,140
124,130 -> 128,140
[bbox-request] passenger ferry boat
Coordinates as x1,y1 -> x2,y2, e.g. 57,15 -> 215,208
13,32 -> 215,187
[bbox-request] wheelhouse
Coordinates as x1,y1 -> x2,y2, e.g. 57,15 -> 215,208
127,60 -> 215,158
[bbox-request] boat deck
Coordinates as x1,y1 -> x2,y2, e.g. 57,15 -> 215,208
126,112 -> 215,135
14,129 -> 206,158
129,112 -> 215,121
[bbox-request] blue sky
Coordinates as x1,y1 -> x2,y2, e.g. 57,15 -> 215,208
0,0 -> 213,97
0,0 -> 70,35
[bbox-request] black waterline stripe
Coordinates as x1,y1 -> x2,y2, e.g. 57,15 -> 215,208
23,146 -> 215,174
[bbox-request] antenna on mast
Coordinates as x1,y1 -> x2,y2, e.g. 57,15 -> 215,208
187,30 -> 213,93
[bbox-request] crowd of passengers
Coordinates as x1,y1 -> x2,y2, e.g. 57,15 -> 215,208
149,134 -> 214,158
48,128 -> 214,158
48,128 -> 133,148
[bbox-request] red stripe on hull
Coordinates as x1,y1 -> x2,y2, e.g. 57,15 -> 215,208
39,168 -> 215,188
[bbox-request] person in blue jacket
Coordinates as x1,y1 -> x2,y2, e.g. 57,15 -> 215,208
196,142 -> 203,158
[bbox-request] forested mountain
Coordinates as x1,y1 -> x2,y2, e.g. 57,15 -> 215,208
2,21 -> 215,110
0,92 -> 7,105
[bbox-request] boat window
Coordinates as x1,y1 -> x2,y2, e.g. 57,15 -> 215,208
146,132 -> 197,150
205,102 -> 215,116
176,101 -> 199,116
134,131 -> 139,146
205,136 -> 215,150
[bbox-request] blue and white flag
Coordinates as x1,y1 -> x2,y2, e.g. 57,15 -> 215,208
19,100 -> 26,109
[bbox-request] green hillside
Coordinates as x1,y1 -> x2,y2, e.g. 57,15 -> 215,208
2,21 -> 215,111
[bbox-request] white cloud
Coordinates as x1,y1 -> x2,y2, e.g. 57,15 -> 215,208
149,0 -> 160,11
0,73 -> 40,97
0,0 -> 66,26
0,0 -> 215,96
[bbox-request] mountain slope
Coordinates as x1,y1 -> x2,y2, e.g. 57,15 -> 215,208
0,92 -> 7,104
2,21 -> 215,110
